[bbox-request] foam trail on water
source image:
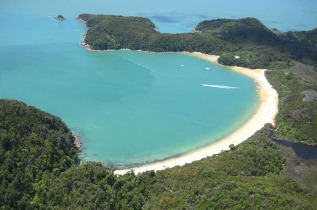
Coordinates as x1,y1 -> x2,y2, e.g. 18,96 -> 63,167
110,53 -> 180,77
201,84 -> 239,89
109,53 -> 156,72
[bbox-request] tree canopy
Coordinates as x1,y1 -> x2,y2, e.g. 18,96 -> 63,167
79,14 -> 317,69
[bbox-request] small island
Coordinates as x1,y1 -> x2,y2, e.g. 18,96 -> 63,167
54,15 -> 66,20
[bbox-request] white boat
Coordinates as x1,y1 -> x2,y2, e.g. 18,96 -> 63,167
205,67 -> 210,70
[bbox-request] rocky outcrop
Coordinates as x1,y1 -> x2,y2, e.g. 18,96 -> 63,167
54,15 -> 66,20
302,90 -> 317,102
72,132 -> 82,151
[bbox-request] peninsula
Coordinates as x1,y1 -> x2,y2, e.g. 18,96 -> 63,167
78,14 -> 316,69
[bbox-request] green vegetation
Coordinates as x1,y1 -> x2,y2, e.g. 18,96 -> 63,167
0,100 -> 78,208
266,69 -> 317,144
1,14 -> 316,209
79,14 -> 317,69
0,100 -> 316,209
279,28 -> 317,48
79,14 -> 235,56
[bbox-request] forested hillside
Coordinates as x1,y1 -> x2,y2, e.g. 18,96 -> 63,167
1,14 -> 316,209
79,14 -> 317,69
0,100 -> 316,209
0,100 -> 78,208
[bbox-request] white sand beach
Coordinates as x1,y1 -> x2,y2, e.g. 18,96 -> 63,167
115,52 -> 279,175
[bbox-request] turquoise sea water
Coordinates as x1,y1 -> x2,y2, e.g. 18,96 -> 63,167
1,1 -> 316,167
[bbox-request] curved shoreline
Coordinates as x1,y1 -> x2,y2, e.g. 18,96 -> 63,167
77,20 -> 279,175
114,52 -> 279,175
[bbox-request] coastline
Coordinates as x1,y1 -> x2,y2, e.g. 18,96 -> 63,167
72,132 -> 82,151
77,19 -> 279,175
114,52 -> 279,175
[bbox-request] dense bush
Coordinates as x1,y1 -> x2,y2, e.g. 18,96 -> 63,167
79,14 -> 317,68
0,100 -> 78,208
0,14 -> 316,209
0,100 -> 316,208
266,70 -> 317,144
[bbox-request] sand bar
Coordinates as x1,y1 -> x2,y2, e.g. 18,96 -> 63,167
114,51 -> 279,175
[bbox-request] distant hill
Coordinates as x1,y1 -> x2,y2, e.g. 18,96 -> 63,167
195,17 -> 279,44
79,14 -> 317,69
279,28 -> 317,47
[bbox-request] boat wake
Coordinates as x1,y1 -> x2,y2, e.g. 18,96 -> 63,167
109,53 -> 180,78
109,53 -> 156,72
201,84 -> 239,89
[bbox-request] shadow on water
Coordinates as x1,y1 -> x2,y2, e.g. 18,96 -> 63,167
273,140 -> 317,160
267,128 -> 317,160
